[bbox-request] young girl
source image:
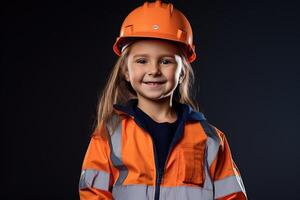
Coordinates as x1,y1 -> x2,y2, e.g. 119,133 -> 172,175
79,1 -> 247,199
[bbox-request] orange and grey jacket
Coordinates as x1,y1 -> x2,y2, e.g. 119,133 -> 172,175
79,100 -> 247,200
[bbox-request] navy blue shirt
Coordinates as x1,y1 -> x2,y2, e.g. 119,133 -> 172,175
133,104 -> 181,172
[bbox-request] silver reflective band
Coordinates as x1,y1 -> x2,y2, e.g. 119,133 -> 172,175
79,169 -> 110,191
112,185 -> 213,200
107,114 -> 128,185
202,121 -> 220,191
214,175 -> 246,199
199,121 -> 221,167
206,136 -> 220,167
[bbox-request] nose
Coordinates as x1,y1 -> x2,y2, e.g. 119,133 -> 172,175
148,62 -> 161,76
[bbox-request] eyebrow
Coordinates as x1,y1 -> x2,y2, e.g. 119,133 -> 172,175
133,54 -> 176,58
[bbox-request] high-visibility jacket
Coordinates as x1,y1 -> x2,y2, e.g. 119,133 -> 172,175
79,99 -> 247,200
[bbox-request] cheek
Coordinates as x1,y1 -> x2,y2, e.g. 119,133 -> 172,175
165,67 -> 181,81
128,67 -> 143,82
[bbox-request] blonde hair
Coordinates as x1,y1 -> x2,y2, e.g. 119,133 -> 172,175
93,39 -> 200,136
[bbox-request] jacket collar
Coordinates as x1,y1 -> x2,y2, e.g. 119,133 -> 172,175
113,98 -> 206,122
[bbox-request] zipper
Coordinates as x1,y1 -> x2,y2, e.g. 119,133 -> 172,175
154,169 -> 163,200
150,134 -> 162,200
159,120 -> 185,184
155,120 -> 185,200
133,114 -> 185,200
132,117 -> 161,200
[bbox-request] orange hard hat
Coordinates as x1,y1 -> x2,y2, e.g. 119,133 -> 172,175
112,0 -> 197,63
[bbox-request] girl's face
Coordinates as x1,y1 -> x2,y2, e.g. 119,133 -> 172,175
125,39 -> 184,102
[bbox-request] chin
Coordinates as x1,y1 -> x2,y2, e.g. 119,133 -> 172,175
142,94 -> 172,101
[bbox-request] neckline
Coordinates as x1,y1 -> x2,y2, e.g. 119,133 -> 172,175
135,105 -> 179,125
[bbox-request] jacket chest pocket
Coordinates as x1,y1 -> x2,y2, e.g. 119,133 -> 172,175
177,144 -> 205,186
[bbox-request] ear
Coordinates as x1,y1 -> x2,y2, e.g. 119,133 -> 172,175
179,70 -> 185,83
179,76 -> 183,84
124,66 -> 130,82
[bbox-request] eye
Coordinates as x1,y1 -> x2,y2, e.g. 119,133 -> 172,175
161,59 -> 173,65
136,59 -> 147,64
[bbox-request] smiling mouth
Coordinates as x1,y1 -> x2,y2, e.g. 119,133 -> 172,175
143,82 -> 165,85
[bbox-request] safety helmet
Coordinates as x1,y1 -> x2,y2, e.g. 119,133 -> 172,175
112,0 -> 196,63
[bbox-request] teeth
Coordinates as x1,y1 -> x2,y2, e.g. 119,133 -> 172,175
146,82 -> 160,84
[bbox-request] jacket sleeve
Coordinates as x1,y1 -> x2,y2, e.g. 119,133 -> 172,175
79,122 -> 114,200
210,127 -> 248,200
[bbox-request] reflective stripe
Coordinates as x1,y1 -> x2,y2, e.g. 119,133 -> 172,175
112,185 -> 213,200
206,136 -> 220,167
113,185 -> 153,199
200,120 -> 221,193
79,169 -> 110,191
107,114 -> 128,185
199,121 -> 220,167
203,153 -> 213,193
214,175 -> 246,199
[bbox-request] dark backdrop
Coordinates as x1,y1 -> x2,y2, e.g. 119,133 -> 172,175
2,0 -> 299,199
